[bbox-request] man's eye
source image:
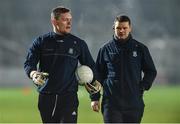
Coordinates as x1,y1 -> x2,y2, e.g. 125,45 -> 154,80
61,18 -> 66,21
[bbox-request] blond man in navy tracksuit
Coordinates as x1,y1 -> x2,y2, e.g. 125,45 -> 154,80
24,6 -> 99,123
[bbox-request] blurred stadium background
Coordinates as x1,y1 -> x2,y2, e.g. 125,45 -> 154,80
0,0 -> 180,123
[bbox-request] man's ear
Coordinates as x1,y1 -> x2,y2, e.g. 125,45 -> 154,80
129,25 -> 132,32
51,19 -> 57,25
112,25 -> 115,30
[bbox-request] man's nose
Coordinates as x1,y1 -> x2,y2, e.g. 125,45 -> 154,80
119,29 -> 124,32
67,20 -> 72,25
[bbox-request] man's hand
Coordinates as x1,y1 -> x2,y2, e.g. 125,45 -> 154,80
30,71 -> 49,86
84,80 -> 102,94
91,101 -> 100,112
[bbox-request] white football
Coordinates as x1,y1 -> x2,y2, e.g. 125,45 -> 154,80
75,65 -> 94,85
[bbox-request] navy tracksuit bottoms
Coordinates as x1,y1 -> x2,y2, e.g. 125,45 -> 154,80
38,92 -> 79,123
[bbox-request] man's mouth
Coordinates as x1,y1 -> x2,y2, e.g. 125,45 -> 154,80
66,26 -> 71,29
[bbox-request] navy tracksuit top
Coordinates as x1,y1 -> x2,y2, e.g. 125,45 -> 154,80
24,32 -> 97,95
96,35 -> 157,110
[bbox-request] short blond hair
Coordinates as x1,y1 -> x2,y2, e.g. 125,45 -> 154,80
51,6 -> 71,20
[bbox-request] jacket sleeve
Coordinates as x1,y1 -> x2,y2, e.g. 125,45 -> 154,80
84,47 -> 107,101
78,41 -> 97,78
96,47 -> 107,84
78,41 -> 101,101
24,37 -> 41,78
140,45 -> 157,90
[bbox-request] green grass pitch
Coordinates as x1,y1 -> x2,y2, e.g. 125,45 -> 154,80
0,85 -> 180,123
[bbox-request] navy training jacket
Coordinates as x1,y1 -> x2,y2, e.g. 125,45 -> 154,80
96,35 -> 157,110
24,32 -> 96,95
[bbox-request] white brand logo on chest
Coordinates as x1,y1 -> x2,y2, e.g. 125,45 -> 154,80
56,40 -> 64,43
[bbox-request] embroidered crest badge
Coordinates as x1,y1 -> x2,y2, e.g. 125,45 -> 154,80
133,51 -> 137,57
68,48 -> 74,54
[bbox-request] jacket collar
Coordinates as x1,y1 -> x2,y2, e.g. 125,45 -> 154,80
113,34 -> 132,46
51,31 -> 70,40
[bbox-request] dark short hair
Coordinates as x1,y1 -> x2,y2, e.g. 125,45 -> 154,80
114,15 -> 131,25
51,6 -> 71,20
